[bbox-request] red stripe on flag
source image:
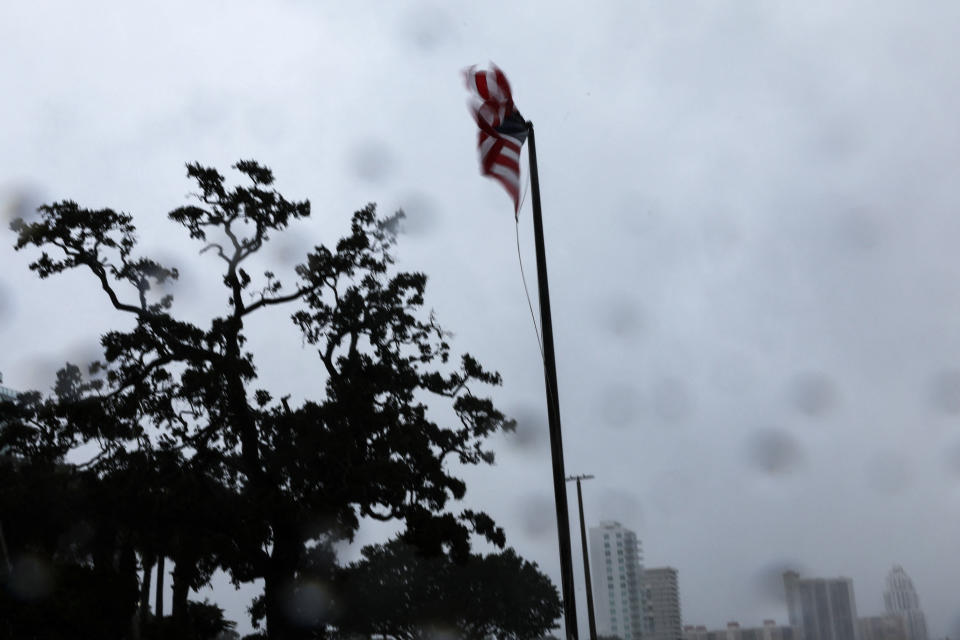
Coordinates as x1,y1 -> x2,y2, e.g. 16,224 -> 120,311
475,72 -> 489,101
465,63 -> 526,214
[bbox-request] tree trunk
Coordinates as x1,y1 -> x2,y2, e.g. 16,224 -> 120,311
171,560 -> 191,635
265,525 -> 301,640
140,553 -> 155,618
0,520 -> 11,579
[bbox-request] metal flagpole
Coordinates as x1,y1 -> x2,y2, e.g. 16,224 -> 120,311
525,120 -> 579,640
567,474 -> 598,640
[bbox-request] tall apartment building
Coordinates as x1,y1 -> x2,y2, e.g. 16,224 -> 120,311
589,521 -> 645,640
859,616 -> 908,640
644,567 -> 683,640
0,373 -> 17,454
783,571 -> 860,640
883,566 -> 928,640
0,373 -> 17,403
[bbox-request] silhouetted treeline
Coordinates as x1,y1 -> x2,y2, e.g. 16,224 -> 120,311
0,161 -> 560,639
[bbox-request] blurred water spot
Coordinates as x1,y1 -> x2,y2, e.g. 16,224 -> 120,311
701,216 -> 741,259
282,579 -> 333,627
928,369 -> 960,414
746,428 -> 804,476
269,235 -> 312,268
423,624 -> 460,640
754,560 -> 807,605
66,341 -> 103,378
507,405 -> 547,452
0,279 -> 14,326
349,140 -> 394,183
653,377 -> 691,423
649,470 -> 692,517
58,520 -> 95,556
837,209 -> 880,251
788,372 -> 838,418
15,356 -> 62,392
712,354 -> 753,396
615,192 -> 660,237
399,4 -> 453,52
815,120 -> 861,163
514,493 -> 555,540
598,383 -> 639,428
596,489 -> 643,528
1,184 -> 44,224
944,440 -> 960,478
398,192 -> 439,237
601,297 -> 644,339
865,451 -> 913,495
8,554 -> 54,601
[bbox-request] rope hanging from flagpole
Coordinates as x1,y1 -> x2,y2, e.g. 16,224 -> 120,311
514,166 -> 545,364
515,217 -> 545,364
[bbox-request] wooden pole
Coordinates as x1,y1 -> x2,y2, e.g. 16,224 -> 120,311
526,121 -> 579,640
568,474 -> 598,640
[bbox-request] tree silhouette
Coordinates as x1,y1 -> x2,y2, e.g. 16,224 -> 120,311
334,539 -> 561,640
5,161 -> 517,638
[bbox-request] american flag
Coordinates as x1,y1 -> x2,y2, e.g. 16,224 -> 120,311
464,64 -> 528,215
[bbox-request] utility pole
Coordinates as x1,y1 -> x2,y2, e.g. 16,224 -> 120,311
567,474 -> 598,640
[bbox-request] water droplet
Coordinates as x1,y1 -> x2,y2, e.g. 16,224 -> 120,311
507,405 -> 547,452
8,554 -> 54,601
282,579 -> 334,627
653,377 -> 691,423
349,140 -> 394,184
788,372 -> 838,418
399,5 -> 454,52
865,451 -> 913,495
601,297 -> 644,339
746,428 -> 804,475
598,384 -> 638,428
929,369 -> 960,415
398,192 -> 439,237
754,561 -> 807,605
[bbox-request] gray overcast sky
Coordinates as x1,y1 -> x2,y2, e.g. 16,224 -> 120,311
3,1 -> 960,638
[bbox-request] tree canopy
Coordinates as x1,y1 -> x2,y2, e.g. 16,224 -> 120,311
0,161 -> 559,639
335,539 -> 562,640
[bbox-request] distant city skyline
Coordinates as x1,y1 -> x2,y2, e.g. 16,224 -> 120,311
589,519 -> 936,640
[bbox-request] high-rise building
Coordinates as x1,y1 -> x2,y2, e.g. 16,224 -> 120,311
0,373 -> 17,455
883,566 -> 928,640
0,373 -> 17,403
783,571 -> 860,640
859,616 -> 908,640
644,567 -> 683,640
590,521 -> 645,640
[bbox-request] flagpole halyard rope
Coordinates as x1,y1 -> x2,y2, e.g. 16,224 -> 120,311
514,172 -> 545,364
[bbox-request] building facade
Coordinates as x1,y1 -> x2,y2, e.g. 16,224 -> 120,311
859,616 -> 908,640
0,376 -> 17,403
783,571 -> 860,640
0,374 -> 17,454
589,520 -> 645,640
684,620 -> 795,640
644,567 -> 683,640
883,566 -> 928,640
